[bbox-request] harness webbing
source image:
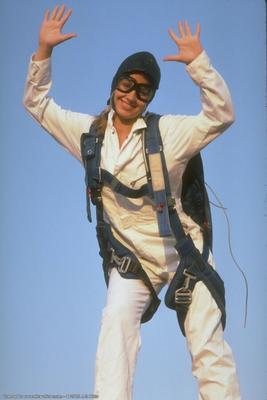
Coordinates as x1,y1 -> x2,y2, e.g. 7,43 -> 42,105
81,113 -> 226,336
144,114 -> 172,237
144,113 -> 191,253
100,169 -> 149,198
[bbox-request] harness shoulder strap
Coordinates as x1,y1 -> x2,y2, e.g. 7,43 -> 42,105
144,112 -> 213,247
81,128 -> 103,222
144,112 -> 192,247
143,112 -> 173,237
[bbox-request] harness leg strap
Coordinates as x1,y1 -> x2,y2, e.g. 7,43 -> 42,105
104,225 -> 161,324
165,247 -> 226,336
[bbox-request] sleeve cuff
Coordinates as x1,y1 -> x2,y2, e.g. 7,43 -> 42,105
28,54 -> 52,84
185,50 -> 211,85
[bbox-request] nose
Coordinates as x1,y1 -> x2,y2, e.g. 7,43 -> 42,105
125,89 -> 138,103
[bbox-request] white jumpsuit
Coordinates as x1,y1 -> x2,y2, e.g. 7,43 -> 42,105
23,50 -> 241,400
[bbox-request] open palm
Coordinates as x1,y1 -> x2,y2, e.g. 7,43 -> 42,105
39,5 -> 77,48
164,21 -> 203,65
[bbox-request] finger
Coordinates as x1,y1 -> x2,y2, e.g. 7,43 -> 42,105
184,21 -> 192,36
61,8 -> 73,27
167,28 -> 180,44
44,9 -> 50,22
50,5 -> 59,20
195,22 -> 201,37
178,21 -> 186,38
56,4 -> 66,21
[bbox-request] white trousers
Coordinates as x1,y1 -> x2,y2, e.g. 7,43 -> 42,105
93,268 -> 241,400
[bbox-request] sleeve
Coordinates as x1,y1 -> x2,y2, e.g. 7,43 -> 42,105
23,56 -> 95,162
159,50 -> 235,161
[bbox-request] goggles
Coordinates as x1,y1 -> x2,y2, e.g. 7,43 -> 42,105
116,75 -> 155,103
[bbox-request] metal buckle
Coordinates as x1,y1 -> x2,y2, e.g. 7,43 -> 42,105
175,288 -> 193,305
167,196 -> 176,211
118,256 -> 132,273
110,248 -> 120,264
110,249 -> 132,274
98,167 -> 102,182
183,269 -> 197,284
90,187 -> 102,204
174,269 -> 197,306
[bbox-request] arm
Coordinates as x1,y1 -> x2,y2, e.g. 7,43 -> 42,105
23,5 -> 93,161
161,22 -> 235,160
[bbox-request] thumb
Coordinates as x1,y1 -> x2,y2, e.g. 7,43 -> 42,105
163,54 -> 183,62
61,32 -> 78,42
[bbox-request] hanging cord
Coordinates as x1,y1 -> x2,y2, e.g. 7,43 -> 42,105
205,181 -> 249,328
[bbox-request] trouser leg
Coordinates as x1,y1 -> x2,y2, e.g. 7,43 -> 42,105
93,268 -> 153,400
184,280 -> 241,400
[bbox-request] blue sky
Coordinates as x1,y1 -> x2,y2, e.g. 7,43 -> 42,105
0,1 -> 266,399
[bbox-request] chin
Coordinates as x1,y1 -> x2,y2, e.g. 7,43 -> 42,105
115,105 -> 140,122
117,110 -> 139,122
116,100 -> 145,121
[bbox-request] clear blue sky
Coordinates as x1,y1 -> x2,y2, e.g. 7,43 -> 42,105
0,0 -> 266,399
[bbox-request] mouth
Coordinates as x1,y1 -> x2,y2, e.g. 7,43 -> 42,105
119,97 -> 137,111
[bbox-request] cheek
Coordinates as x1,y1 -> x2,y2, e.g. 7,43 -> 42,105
110,92 -> 120,110
112,92 -> 125,107
138,101 -> 148,112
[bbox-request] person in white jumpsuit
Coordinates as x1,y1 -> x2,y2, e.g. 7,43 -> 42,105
23,5 -> 241,400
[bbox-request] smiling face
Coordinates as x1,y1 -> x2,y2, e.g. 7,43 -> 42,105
112,72 -> 153,124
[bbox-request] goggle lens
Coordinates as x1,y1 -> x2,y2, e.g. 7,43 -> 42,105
116,76 -> 155,102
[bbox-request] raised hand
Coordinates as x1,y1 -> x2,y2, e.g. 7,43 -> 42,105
164,21 -> 203,65
35,4 -> 77,60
